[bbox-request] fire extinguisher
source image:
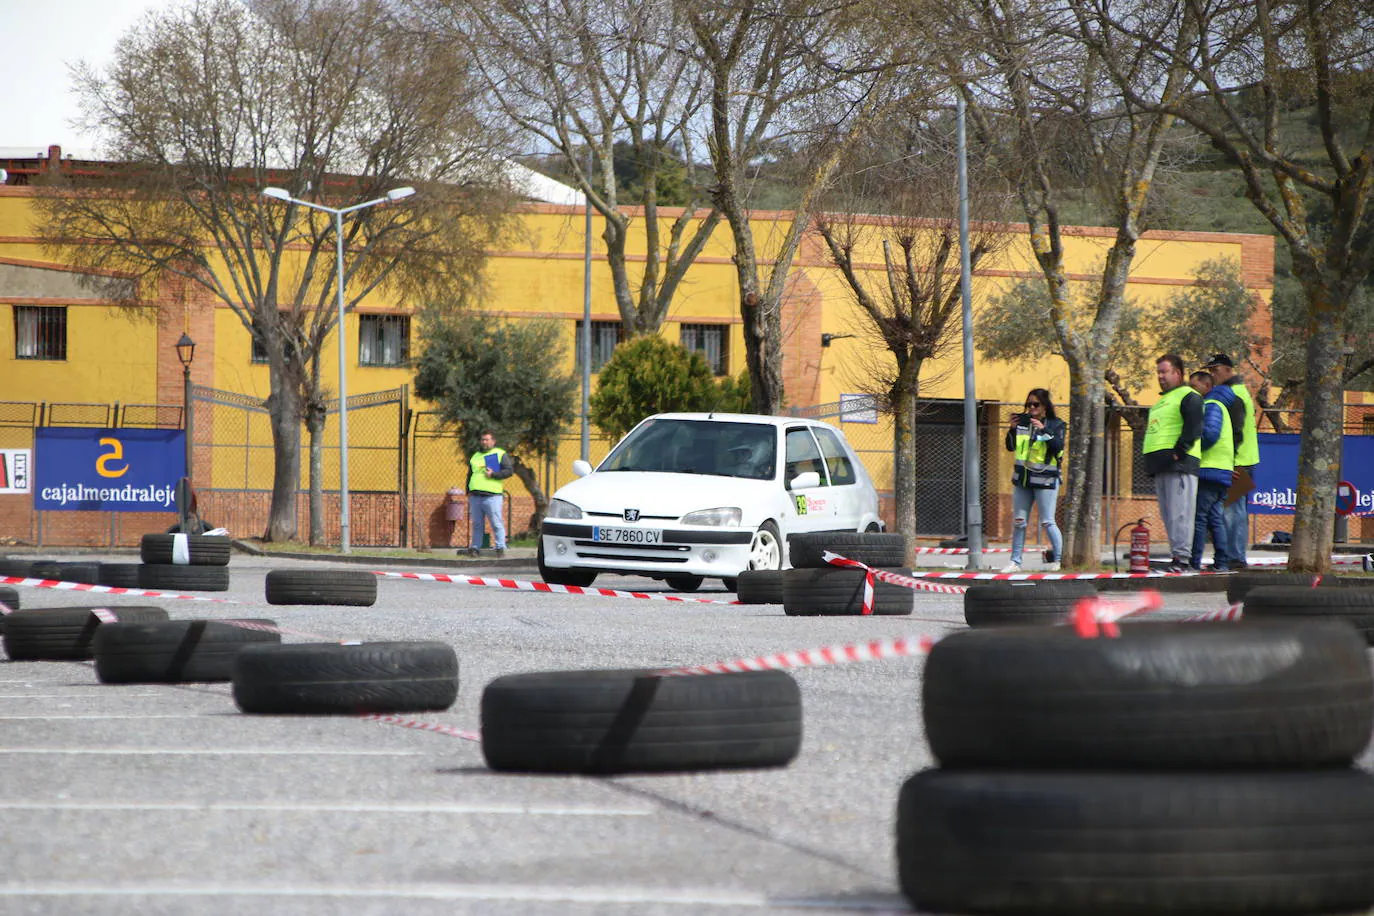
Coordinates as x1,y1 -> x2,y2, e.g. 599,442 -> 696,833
1129,519 -> 1151,573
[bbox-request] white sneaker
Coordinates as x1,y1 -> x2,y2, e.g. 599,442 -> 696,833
1000,562 -> 1022,573
1044,562 -> 1061,572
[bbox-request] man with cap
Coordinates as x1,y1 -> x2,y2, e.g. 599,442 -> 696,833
1204,353 -> 1259,568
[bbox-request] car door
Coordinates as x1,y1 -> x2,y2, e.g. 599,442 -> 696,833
782,426 -> 836,540
810,424 -> 865,532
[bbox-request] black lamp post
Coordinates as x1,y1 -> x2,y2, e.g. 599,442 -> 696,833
176,333 -> 195,530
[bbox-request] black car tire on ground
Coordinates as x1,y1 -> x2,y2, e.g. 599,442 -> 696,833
923,620 -> 1372,768
139,533 -> 232,566
27,561 -> 101,584
785,532 -> 907,569
963,580 -> 1098,627
232,641 -> 458,714
97,563 -> 143,588
264,569 -> 376,606
0,586 -> 19,611
781,566 -> 914,616
0,559 -> 34,578
94,619 -> 281,683
897,768 -> 1374,916
664,575 -> 704,592
481,668 -> 802,774
1243,585 -> 1374,643
736,570 -> 785,605
536,540 -> 598,588
3,606 -> 169,661
1226,571 -> 1341,604
137,563 -> 231,592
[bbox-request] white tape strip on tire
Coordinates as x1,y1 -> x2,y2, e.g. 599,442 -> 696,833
171,533 -> 191,565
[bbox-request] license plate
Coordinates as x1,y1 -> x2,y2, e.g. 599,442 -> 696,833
592,526 -> 664,545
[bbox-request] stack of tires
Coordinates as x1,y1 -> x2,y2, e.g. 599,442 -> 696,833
776,532 -> 912,616
962,579 -> 1098,627
96,533 -> 231,592
896,620 -> 1374,914
1,557 -> 102,586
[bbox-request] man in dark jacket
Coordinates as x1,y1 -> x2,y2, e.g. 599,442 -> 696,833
1142,354 -> 1203,572
1188,371 -> 1234,571
1204,353 -> 1260,568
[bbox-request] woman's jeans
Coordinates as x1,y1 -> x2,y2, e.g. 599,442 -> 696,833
1010,484 -> 1063,564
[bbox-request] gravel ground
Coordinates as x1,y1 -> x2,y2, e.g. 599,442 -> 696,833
0,554 -> 1356,915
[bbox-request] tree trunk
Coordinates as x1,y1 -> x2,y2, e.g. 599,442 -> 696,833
1288,278 -> 1347,572
306,408 -> 325,546
510,455 -> 547,536
892,358 -> 921,545
264,379 -> 303,542
1061,367 -> 1106,567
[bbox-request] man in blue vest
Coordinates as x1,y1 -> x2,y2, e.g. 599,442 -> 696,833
466,429 -> 513,556
1142,354 -> 1203,572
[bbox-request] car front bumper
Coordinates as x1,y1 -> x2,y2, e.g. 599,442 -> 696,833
540,521 -> 755,578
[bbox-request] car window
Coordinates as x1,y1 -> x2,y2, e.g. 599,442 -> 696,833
600,419 -> 776,480
784,428 -> 828,485
812,427 -> 856,485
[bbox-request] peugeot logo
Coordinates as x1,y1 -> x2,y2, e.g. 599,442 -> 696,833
623,508 -> 640,522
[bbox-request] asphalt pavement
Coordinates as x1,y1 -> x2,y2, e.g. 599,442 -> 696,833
0,552 -> 1359,915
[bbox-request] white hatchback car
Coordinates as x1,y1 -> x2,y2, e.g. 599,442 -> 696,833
538,412 -> 884,591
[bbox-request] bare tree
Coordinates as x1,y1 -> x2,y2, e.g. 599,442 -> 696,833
35,0 -> 515,542
815,115 -> 1012,541
414,0 -> 720,336
936,0 -> 1197,566
684,0 -> 913,414
1080,0 -> 1374,571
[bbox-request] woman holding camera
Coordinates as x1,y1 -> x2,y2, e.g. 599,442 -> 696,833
1002,388 -> 1066,572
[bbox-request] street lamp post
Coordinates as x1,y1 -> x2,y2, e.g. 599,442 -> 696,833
176,332 -> 196,533
261,185 -> 415,554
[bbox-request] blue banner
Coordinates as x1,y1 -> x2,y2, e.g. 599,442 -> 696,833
34,428 -> 185,512
1248,433 -> 1374,515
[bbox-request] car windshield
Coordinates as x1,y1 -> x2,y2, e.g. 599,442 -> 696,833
599,419 -> 777,480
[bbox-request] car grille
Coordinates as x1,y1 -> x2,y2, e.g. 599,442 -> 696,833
573,541 -> 691,564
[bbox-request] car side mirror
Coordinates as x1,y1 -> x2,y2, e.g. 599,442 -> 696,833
572,459 -> 593,478
788,471 -> 820,490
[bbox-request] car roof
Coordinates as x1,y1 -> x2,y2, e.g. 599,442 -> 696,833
644,413 -> 838,430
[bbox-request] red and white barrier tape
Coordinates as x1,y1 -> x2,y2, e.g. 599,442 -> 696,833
912,546 -> 1012,555
1184,603 -> 1245,622
90,607 -> 118,624
656,635 -> 938,677
901,569 -> 1171,581
822,552 -> 969,596
0,575 -> 232,603
361,713 -> 481,742
1242,555 -> 1366,567
1071,591 -> 1165,638
374,571 -> 740,605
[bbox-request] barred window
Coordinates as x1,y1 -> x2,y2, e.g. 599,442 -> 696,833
680,323 -> 728,375
359,314 -> 410,367
574,320 -> 623,372
14,306 -> 67,360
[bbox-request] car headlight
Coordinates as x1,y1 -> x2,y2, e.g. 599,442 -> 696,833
546,498 -> 583,520
680,507 -> 742,527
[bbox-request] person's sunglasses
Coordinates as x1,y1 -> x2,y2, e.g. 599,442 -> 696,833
1025,401 -> 1041,408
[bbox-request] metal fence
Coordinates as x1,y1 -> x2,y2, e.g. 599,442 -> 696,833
3,390 -> 1372,549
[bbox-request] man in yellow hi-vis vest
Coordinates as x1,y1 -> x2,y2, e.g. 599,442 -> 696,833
1142,354 -> 1203,572
1188,370 -> 1235,571
466,429 -> 513,555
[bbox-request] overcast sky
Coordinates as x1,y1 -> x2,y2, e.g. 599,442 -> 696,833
2,0 -> 178,154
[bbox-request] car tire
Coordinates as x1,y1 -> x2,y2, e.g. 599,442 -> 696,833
1243,585 -> 1374,643
138,564 -> 231,592
28,561 -> 100,584
481,668 -> 802,774
94,619 -> 281,683
736,569 -> 785,604
664,575 -> 704,592
781,566 -> 914,616
264,569 -> 376,606
3,606 -> 169,661
1226,571 -> 1341,604
232,642 -> 458,714
786,532 -> 907,569
139,533 -> 232,566
923,620 -> 1372,769
97,563 -> 143,588
897,768 -> 1374,916
963,580 -> 1098,627
0,586 -> 19,611
537,540 -> 597,587
747,520 -> 782,570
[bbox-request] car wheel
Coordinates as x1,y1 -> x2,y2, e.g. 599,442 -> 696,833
721,577 -> 738,592
748,521 -> 782,570
664,575 -> 704,592
537,539 -> 598,588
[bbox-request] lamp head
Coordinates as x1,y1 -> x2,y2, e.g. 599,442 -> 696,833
175,333 -> 196,369
261,187 -> 291,201
386,186 -> 416,202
